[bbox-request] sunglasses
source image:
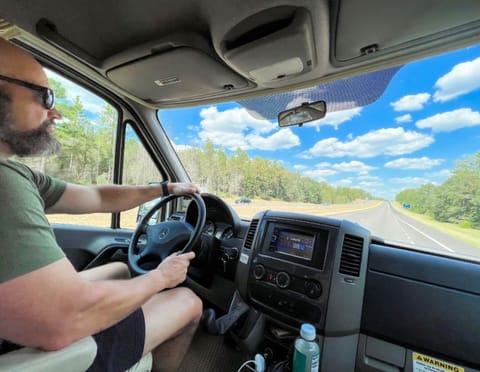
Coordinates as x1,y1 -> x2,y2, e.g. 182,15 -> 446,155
0,74 -> 55,110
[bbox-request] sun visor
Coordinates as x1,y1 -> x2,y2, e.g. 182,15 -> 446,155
107,47 -> 249,103
334,0 -> 480,62
222,7 -> 316,85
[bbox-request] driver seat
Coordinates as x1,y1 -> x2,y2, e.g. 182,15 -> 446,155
0,337 -> 153,371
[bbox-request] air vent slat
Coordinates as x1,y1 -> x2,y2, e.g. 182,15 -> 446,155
244,219 -> 259,250
339,234 -> 364,277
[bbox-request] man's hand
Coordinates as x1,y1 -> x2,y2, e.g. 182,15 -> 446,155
155,251 -> 195,288
168,182 -> 201,195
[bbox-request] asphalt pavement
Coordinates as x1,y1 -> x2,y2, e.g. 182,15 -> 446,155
332,201 -> 480,261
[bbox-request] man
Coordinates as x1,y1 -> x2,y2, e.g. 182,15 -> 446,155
0,37 -> 202,371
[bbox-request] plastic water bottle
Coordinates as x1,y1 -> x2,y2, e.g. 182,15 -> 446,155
292,323 -> 320,372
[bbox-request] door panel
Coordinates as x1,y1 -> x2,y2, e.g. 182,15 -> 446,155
53,224 -> 133,271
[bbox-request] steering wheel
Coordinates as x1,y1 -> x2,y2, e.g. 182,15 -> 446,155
128,193 -> 206,275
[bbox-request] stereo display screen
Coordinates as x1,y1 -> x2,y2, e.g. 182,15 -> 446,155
273,229 -> 315,260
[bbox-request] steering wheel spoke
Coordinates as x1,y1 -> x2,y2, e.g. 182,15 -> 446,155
128,193 -> 206,274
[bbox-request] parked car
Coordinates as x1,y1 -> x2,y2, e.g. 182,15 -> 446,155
1,1 -> 480,371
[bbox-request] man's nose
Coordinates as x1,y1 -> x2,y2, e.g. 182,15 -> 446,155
47,107 -> 63,120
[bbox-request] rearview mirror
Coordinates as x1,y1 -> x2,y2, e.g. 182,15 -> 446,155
277,100 -> 327,127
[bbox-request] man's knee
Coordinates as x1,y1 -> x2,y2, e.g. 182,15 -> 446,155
175,287 -> 203,322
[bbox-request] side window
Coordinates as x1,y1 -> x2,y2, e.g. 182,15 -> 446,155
20,70 -> 118,227
120,124 -> 162,228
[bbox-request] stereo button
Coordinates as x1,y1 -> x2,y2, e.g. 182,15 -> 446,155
275,271 -> 291,289
253,264 -> 266,280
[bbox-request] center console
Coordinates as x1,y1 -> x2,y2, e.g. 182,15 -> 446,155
248,217 -> 336,329
236,210 -> 370,332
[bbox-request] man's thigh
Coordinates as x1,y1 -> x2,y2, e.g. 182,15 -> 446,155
79,262 -> 131,281
142,287 -> 202,354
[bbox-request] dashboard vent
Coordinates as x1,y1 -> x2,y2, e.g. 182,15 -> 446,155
244,219 -> 259,249
339,234 -> 364,277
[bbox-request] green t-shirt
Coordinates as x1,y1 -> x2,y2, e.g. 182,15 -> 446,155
0,159 -> 67,283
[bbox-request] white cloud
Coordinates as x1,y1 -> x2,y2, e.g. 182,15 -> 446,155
293,164 -> 308,171
174,144 -> 197,152
302,127 -> 434,158
395,114 -> 413,123
428,169 -> 452,179
303,168 -> 338,178
384,157 -> 444,170
198,106 -> 300,150
336,178 -> 353,186
306,107 -> 362,130
358,180 -> 383,188
246,128 -> 300,150
357,175 -> 381,182
390,93 -> 431,111
416,108 -> 480,132
302,160 -> 375,180
200,106 -> 273,134
433,57 -> 480,102
390,177 -> 429,185
331,161 -> 376,174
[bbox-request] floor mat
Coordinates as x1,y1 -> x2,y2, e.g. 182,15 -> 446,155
178,328 -> 251,372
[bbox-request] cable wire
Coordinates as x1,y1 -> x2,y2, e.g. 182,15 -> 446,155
236,359 -> 256,372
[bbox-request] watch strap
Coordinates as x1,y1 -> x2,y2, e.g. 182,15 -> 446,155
161,181 -> 169,196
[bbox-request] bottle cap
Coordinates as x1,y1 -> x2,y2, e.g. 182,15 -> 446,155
300,323 -> 316,341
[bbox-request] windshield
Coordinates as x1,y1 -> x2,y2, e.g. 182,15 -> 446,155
159,45 -> 480,258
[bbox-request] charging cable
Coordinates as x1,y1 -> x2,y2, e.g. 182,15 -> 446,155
236,354 -> 266,372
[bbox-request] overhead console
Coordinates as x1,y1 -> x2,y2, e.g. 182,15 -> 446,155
105,34 -> 252,104
236,210 -> 370,334
220,6 -> 317,86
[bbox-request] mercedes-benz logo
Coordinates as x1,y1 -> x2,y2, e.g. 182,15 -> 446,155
158,227 -> 170,239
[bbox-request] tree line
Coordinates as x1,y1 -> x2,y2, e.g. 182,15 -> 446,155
395,152 -> 480,229
178,140 -> 374,204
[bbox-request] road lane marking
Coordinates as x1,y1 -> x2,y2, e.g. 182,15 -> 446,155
388,204 -> 415,244
398,217 -> 455,252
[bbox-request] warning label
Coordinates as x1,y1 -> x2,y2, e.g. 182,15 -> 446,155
413,352 -> 464,372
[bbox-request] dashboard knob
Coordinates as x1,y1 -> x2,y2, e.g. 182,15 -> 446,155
254,264 -> 266,280
275,271 -> 290,289
304,280 -> 322,299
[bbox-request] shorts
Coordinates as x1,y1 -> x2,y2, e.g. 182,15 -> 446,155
87,308 -> 146,372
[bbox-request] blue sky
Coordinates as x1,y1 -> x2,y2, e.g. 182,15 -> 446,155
160,45 -> 480,200
47,44 -> 480,201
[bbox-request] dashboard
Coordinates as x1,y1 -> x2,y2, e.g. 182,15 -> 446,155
181,194 -> 480,370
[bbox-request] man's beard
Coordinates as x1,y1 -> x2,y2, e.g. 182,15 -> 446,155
0,94 -> 61,157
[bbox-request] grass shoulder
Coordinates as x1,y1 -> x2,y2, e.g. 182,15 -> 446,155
391,202 -> 480,248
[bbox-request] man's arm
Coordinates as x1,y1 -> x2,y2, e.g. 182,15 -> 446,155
46,182 -> 200,214
0,252 -> 194,351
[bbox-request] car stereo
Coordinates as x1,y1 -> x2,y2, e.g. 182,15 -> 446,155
271,229 -> 315,261
262,221 -> 329,269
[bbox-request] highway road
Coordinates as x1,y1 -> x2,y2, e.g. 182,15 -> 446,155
332,201 -> 480,260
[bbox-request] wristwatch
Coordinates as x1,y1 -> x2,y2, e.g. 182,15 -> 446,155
160,180 -> 169,196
